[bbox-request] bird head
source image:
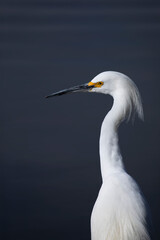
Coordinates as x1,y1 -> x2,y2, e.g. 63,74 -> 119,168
46,71 -> 143,121
45,71 -> 120,98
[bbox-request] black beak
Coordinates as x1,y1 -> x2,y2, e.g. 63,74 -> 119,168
45,83 -> 94,98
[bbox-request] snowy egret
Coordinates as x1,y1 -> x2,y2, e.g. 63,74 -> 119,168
46,71 -> 151,240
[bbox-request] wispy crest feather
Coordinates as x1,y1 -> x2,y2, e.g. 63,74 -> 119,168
123,77 -> 144,122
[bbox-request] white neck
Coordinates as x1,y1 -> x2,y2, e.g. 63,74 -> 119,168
99,91 -> 128,181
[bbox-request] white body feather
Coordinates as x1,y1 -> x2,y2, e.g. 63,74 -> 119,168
90,72 -> 150,240
91,172 -> 149,240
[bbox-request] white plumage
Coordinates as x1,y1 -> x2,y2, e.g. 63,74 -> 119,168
46,71 -> 151,240
90,72 -> 150,240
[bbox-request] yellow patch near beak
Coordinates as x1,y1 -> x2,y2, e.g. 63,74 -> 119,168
88,81 -> 104,88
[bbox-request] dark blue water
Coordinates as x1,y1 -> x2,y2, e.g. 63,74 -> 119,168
1,0 -> 160,239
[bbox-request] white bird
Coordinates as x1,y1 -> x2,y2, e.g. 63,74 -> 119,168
46,71 -> 151,240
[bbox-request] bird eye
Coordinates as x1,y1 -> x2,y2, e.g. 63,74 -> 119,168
94,81 -> 104,88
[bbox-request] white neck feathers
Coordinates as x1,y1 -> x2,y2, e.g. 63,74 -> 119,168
99,83 -> 143,181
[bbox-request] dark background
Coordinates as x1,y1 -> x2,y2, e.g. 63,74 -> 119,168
1,0 -> 160,239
